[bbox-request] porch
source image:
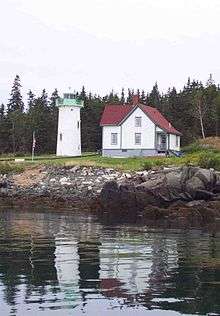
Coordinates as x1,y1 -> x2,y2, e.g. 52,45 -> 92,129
156,132 -> 168,152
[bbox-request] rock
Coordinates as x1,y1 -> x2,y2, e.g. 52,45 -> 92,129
69,165 -> 80,172
100,166 -> 220,217
186,200 -> 205,207
0,187 -> 8,194
185,176 -> 205,197
194,189 -> 215,201
60,177 -> 70,185
100,181 -> 121,212
0,180 -> 8,189
123,173 -> 132,179
136,171 -> 144,176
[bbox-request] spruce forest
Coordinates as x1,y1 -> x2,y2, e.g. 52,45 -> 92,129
0,74 -> 220,155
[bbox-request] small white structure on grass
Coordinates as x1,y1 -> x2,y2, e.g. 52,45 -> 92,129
100,95 -> 182,157
56,93 -> 84,156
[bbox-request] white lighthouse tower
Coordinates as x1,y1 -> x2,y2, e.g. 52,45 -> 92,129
56,93 -> 84,156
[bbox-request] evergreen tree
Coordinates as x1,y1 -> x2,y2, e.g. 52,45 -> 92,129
40,89 -> 48,107
7,76 -> 27,154
206,73 -> 215,87
27,90 -> 35,109
213,94 -> 220,137
0,104 -> 4,119
120,88 -> 125,104
2,75 -> 220,155
147,82 -> 161,109
7,75 -> 24,112
80,86 -> 86,101
49,89 -> 59,152
140,90 -> 146,104
50,88 -> 59,107
127,88 -> 133,103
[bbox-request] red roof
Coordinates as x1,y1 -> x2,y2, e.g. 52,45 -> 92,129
100,103 -> 181,135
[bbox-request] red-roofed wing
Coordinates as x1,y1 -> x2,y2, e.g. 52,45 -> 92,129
100,103 -> 182,135
140,105 -> 182,135
100,104 -> 133,126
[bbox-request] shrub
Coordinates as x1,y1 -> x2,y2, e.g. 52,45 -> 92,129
0,162 -> 24,174
182,142 -> 208,154
198,153 -> 220,170
142,160 -> 153,170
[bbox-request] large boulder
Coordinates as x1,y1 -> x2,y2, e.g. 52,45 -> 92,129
100,181 -> 138,218
100,167 -> 219,214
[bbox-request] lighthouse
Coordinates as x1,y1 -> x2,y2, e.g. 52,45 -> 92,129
56,93 -> 84,156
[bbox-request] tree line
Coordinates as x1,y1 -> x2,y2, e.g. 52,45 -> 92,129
0,74 -> 220,155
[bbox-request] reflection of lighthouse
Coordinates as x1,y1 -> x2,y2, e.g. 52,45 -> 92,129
55,236 -> 80,305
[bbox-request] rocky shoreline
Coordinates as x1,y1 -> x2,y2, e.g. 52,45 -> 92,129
100,166 -> 220,228
0,165 -> 134,209
1,165 -> 220,228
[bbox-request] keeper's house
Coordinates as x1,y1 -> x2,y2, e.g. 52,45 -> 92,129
100,95 -> 182,157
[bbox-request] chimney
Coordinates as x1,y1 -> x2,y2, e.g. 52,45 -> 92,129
131,95 -> 139,106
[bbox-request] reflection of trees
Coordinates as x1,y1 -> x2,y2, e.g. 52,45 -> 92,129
0,212 -> 60,312
0,237 -> 32,308
0,209 -> 220,315
25,236 -> 59,299
148,234 -> 169,292
78,240 -> 101,297
154,231 -> 220,315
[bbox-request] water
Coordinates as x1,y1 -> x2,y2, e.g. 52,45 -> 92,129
0,208 -> 219,316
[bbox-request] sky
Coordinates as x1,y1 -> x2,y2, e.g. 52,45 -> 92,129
1,0 -> 220,104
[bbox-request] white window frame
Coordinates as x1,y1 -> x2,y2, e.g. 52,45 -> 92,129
111,133 -> 118,145
135,116 -> 142,127
135,133 -> 141,145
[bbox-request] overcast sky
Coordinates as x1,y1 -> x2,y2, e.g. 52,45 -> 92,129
1,0 -> 220,104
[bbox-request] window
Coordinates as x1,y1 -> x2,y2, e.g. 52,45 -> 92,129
176,135 -> 179,147
122,149 -> 127,152
111,133 -> 118,145
59,133 -> 62,141
77,121 -> 80,129
135,116 -> 142,127
135,133 -> 141,145
64,93 -> 74,99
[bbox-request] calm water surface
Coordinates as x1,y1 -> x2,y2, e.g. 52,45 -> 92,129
0,207 -> 219,316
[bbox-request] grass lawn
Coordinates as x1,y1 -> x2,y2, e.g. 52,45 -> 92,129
0,149 -> 220,174
1,137 -> 220,173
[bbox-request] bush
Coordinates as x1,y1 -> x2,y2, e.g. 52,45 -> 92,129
198,153 -> 220,170
0,162 -> 24,174
183,142 -> 208,154
142,158 -> 166,170
142,160 -> 153,170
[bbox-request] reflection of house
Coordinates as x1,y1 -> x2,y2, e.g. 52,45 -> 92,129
100,95 -> 182,157
99,240 -> 152,297
3,212 -> 217,315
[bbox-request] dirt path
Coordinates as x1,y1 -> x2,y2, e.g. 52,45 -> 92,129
12,166 -> 46,187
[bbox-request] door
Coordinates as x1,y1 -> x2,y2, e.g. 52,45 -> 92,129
156,133 -> 167,151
